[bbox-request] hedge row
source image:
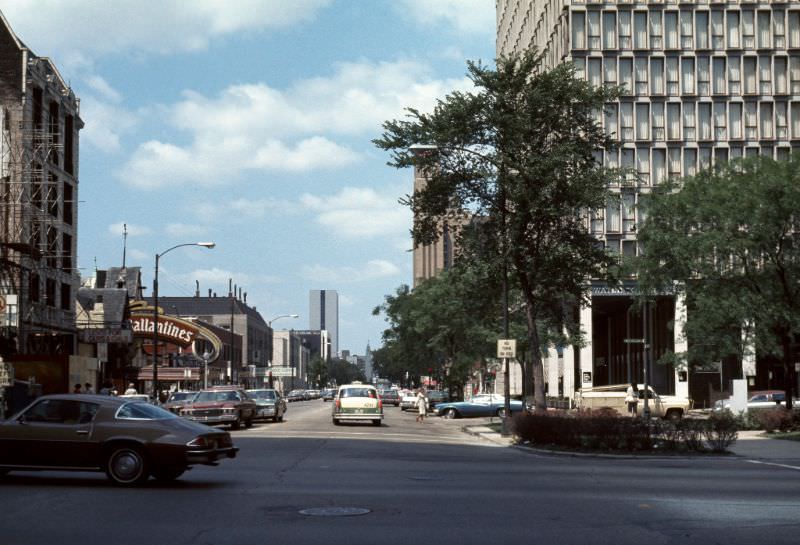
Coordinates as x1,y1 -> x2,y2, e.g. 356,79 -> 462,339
512,410 -> 738,453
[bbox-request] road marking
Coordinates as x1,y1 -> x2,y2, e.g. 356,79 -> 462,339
745,459 -> 800,472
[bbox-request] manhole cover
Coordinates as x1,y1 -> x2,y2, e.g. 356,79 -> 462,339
299,507 -> 371,517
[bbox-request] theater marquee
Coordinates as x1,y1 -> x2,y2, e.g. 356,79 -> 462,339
130,314 -> 199,347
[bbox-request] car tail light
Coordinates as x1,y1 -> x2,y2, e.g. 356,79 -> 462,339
187,436 -> 209,447
335,399 -> 341,409
378,399 -> 383,410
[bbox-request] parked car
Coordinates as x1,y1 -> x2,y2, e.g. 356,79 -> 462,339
576,384 -> 692,420
246,388 -> 287,422
400,392 -> 419,411
426,390 -> 450,411
0,394 -> 238,485
180,387 -> 257,429
162,391 -> 197,414
118,394 -> 153,404
305,390 -> 321,400
379,389 -> 400,407
332,382 -> 383,426
286,390 -> 306,402
435,394 -> 525,419
321,388 -> 336,401
714,390 -> 796,412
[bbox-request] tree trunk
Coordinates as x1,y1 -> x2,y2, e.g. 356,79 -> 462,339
522,299 -> 546,411
782,333 -> 794,411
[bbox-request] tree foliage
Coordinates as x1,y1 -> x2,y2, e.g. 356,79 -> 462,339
375,51 -> 620,409
637,155 -> 800,408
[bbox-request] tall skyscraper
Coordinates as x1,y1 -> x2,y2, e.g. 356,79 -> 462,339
496,1 -> 800,405
309,290 -> 338,358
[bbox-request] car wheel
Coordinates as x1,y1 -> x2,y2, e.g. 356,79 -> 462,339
444,408 -> 458,419
231,415 -> 242,430
278,413 -> 284,422
496,407 -> 508,417
372,419 -> 382,426
665,409 -> 682,421
332,418 -> 340,425
151,466 -> 185,481
106,445 -> 149,486
245,415 -> 254,428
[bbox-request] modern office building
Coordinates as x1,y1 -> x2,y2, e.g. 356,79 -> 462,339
309,289 -> 338,357
0,11 -> 83,360
496,0 -> 800,405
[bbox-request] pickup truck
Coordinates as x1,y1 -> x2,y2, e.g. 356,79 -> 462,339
575,384 -> 692,420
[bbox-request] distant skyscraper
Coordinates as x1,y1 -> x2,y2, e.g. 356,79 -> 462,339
309,290 -> 338,357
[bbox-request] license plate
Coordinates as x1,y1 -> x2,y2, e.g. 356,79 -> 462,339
355,409 -> 363,414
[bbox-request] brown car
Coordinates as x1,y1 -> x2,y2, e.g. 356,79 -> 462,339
179,387 -> 257,429
0,394 -> 238,485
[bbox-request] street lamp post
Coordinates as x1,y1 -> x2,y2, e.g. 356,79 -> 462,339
153,242 -> 215,400
268,314 -> 298,394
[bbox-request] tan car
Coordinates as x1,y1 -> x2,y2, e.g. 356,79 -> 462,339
0,394 -> 238,485
332,383 -> 384,426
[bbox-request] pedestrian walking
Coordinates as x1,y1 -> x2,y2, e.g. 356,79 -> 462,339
124,383 -> 138,395
416,389 -> 428,423
84,382 -> 94,394
625,382 -> 638,416
72,383 -> 82,394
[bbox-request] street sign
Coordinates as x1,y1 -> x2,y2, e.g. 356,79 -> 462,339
269,366 -> 295,377
623,338 -> 645,344
497,339 -> 516,359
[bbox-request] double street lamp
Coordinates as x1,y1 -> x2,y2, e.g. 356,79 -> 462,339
152,242 -> 215,400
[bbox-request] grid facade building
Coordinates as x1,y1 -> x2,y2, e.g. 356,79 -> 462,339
497,0 -> 800,404
309,290 -> 338,358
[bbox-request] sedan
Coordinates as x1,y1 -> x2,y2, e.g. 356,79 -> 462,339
245,388 -> 287,422
435,394 -> 526,419
0,394 -> 238,485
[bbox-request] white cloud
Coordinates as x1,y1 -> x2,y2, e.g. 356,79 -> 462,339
80,98 -> 138,153
397,0 -> 495,34
302,259 -> 401,284
301,186 -> 410,239
107,222 -> 151,237
165,223 -> 210,238
118,60 -> 473,189
2,0 -> 331,61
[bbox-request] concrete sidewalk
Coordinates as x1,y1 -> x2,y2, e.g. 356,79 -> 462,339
463,423 -> 800,464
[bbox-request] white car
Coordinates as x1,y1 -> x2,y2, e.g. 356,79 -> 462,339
331,382 -> 384,426
714,390 -> 795,411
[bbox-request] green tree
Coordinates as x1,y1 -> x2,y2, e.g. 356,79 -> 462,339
375,51 -> 619,409
637,155 -> 800,409
328,358 -> 364,386
307,356 -> 328,388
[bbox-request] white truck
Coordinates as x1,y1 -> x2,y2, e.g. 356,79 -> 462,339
575,384 -> 692,420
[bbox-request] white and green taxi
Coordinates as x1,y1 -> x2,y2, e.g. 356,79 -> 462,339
331,383 -> 384,426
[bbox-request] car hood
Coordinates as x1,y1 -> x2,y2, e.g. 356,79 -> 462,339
186,401 -> 238,409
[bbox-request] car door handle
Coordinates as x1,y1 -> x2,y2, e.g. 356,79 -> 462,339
76,430 -> 89,435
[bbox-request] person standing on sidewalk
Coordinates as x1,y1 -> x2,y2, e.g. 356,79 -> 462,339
625,382 -> 638,416
416,389 -> 428,423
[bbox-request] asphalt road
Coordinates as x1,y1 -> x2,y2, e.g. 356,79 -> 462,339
2,400 -> 799,545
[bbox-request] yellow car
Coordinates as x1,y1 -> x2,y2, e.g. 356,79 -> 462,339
331,383 -> 384,426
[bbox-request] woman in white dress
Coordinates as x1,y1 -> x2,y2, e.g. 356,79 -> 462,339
416,389 -> 428,423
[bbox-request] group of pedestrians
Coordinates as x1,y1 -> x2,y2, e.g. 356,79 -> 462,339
72,382 -> 95,394
71,381 -> 138,396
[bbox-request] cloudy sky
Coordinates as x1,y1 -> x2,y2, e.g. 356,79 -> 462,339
2,0 -> 495,356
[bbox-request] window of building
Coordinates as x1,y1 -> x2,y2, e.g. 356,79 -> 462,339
605,103 -> 618,138
666,57 -> 680,95
696,11 -> 710,49
603,11 -> 616,49
621,147 -> 635,184
606,198 -> 621,232
711,10 -> 724,50
775,57 -> 788,95
604,57 -> 617,86
789,12 -> 800,49
652,148 -> 666,184
665,11 -> 679,49
714,147 -> 728,165
684,148 -> 697,177
773,10 -> 785,50
622,191 -> 637,231
634,11 -> 648,49
683,102 -> 696,140
745,102 -> 758,140
730,146 -> 743,160
776,101 -> 789,139
635,57 -> 648,95
757,11 -> 771,49
63,183 -> 73,226
714,102 -> 726,140
572,11 -> 586,49
29,273 -> 40,303
699,148 -> 712,171
698,103 -> 712,141
682,57 -> 695,95
652,102 -> 665,141
649,10 -> 662,49
651,57 -> 664,94
573,57 -> 586,80
60,283 -> 71,311
712,56 -> 726,94
635,149 -> 649,187
668,147 -> 682,179
606,147 -> 619,173
790,57 -> 800,94
743,56 -> 757,95
667,102 -> 681,140
620,102 -> 634,141
680,10 -> 693,49
588,11 -> 601,49
588,57 -> 602,87
729,101 -> 743,139
607,238 -> 620,256
742,10 -> 755,49
619,57 -> 633,95
729,56 -> 741,95
759,56 -> 772,95
777,147 -> 791,161
636,103 -> 650,140
697,56 -> 711,96
622,240 -> 637,259
46,278 -> 56,308
760,102 -> 773,139
47,227 -> 58,268
745,146 -> 759,158
727,11 -> 741,49
590,208 -> 604,234
619,10 -> 631,50
62,232 -> 72,272
47,175 -> 59,218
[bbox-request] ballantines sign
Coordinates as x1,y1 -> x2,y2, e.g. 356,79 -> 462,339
129,301 -> 199,348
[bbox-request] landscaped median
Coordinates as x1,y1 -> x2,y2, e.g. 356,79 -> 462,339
512,409 -> 739,454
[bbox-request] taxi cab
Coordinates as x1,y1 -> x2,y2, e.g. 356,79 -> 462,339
331,382 -> 383,426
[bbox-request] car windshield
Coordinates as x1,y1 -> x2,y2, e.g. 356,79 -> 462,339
168,392 -> 195,402
340,388 -> 376,398
248,390 -> 276,400
195,391 -> 240,402
117,402 -> 178,420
